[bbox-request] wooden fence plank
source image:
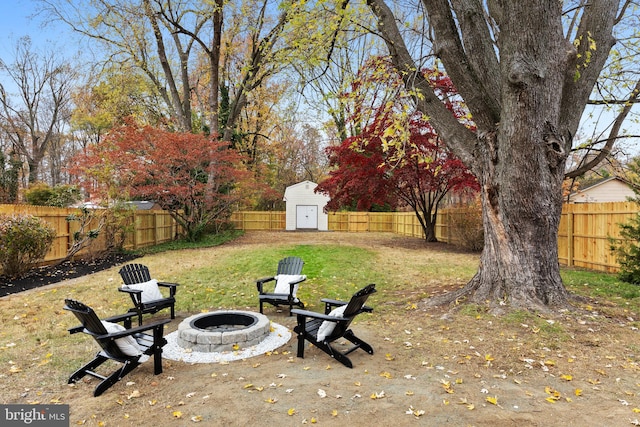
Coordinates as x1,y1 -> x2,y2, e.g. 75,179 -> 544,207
2,202 -> 637,274
0,205 -> 178,270
231,203 -> 640,273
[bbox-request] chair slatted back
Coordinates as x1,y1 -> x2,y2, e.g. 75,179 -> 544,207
119,264 -> 152,285
64,299 -> 127,359
328,284 -> 376,340
276,257 -> 304,276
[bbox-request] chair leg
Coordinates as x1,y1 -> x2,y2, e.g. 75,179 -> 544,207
343,330 -> 374,355
93,360 -> 139,397
68,354 -> 108,384
329,348 -> 353,369
317,341 -> 354,368
151,327 -> 165,375
295,332 -> 306,358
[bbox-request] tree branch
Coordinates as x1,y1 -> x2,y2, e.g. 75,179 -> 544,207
566,77 -> 640,178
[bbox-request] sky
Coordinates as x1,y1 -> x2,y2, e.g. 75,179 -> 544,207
0,0 -> 637,159
0,0 -> 76,61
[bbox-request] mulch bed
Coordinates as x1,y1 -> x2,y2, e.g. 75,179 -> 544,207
0,253 -> 141,297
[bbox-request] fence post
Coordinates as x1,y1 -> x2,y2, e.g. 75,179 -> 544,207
566,210 -> 574,267
154,211 -> 158,246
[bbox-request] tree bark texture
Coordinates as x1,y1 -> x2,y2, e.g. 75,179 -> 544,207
367,0 -> 618,309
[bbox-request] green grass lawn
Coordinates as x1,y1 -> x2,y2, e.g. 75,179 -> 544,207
1,231 -> 638,393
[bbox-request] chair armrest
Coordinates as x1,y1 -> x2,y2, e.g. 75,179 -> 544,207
103,312 -> 139,324
68,325 -> 85,334
320,298 -> 346,313
119,287 -> 142,295
157,281 -> 178,297
97,318 -> 172,340
68,311 -> 142,335
256,276 -> 275,293
291,309 -> 345,322
118,287 -> 143,306
158,281 -> 178,288
289,276 -> 306,285
321,298 -> 347,306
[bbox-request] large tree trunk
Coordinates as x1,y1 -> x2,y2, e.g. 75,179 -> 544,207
366,0 -> 618,310
457,2 -> 572,308
461,130 -> 569,309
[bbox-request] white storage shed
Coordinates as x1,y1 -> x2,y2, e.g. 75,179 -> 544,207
283,181 -> 330,231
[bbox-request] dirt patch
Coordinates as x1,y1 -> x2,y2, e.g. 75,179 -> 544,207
0,253 -> 141,297
2,232 -> 639,426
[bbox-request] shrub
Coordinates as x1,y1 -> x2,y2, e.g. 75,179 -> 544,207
611,214 -> 640,284
0,214 -> 56,277
24,182 -> 81,207
610,156 -> 640,284
449,199 -> 484,251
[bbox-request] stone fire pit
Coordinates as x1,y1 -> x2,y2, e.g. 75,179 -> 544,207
176,310 -> 271,353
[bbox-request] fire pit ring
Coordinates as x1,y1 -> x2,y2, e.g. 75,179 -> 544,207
177,311 -> 271,353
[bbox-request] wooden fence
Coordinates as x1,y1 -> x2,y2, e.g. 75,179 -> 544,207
231,202 -> 639,273
558,202 -> 636,272
0,205 -> 178,267
2,202 -> 635,274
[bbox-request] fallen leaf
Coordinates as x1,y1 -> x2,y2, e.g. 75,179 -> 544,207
405,406 -> 425,417
370,391 -> 386,399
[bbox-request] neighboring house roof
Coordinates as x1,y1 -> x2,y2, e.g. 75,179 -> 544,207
568,177 -> 636,203
126,201 -> 157,210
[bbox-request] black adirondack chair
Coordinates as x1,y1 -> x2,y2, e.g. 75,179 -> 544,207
118,263 -> 178,325
64,299 -> 170,397
291,284 -> 376,368
256,256 -> 306,315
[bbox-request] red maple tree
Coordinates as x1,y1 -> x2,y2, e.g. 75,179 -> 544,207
69,119 -> 251,240
316,60 -> 479,241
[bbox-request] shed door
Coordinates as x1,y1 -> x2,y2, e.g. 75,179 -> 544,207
296,205 -> 318,229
